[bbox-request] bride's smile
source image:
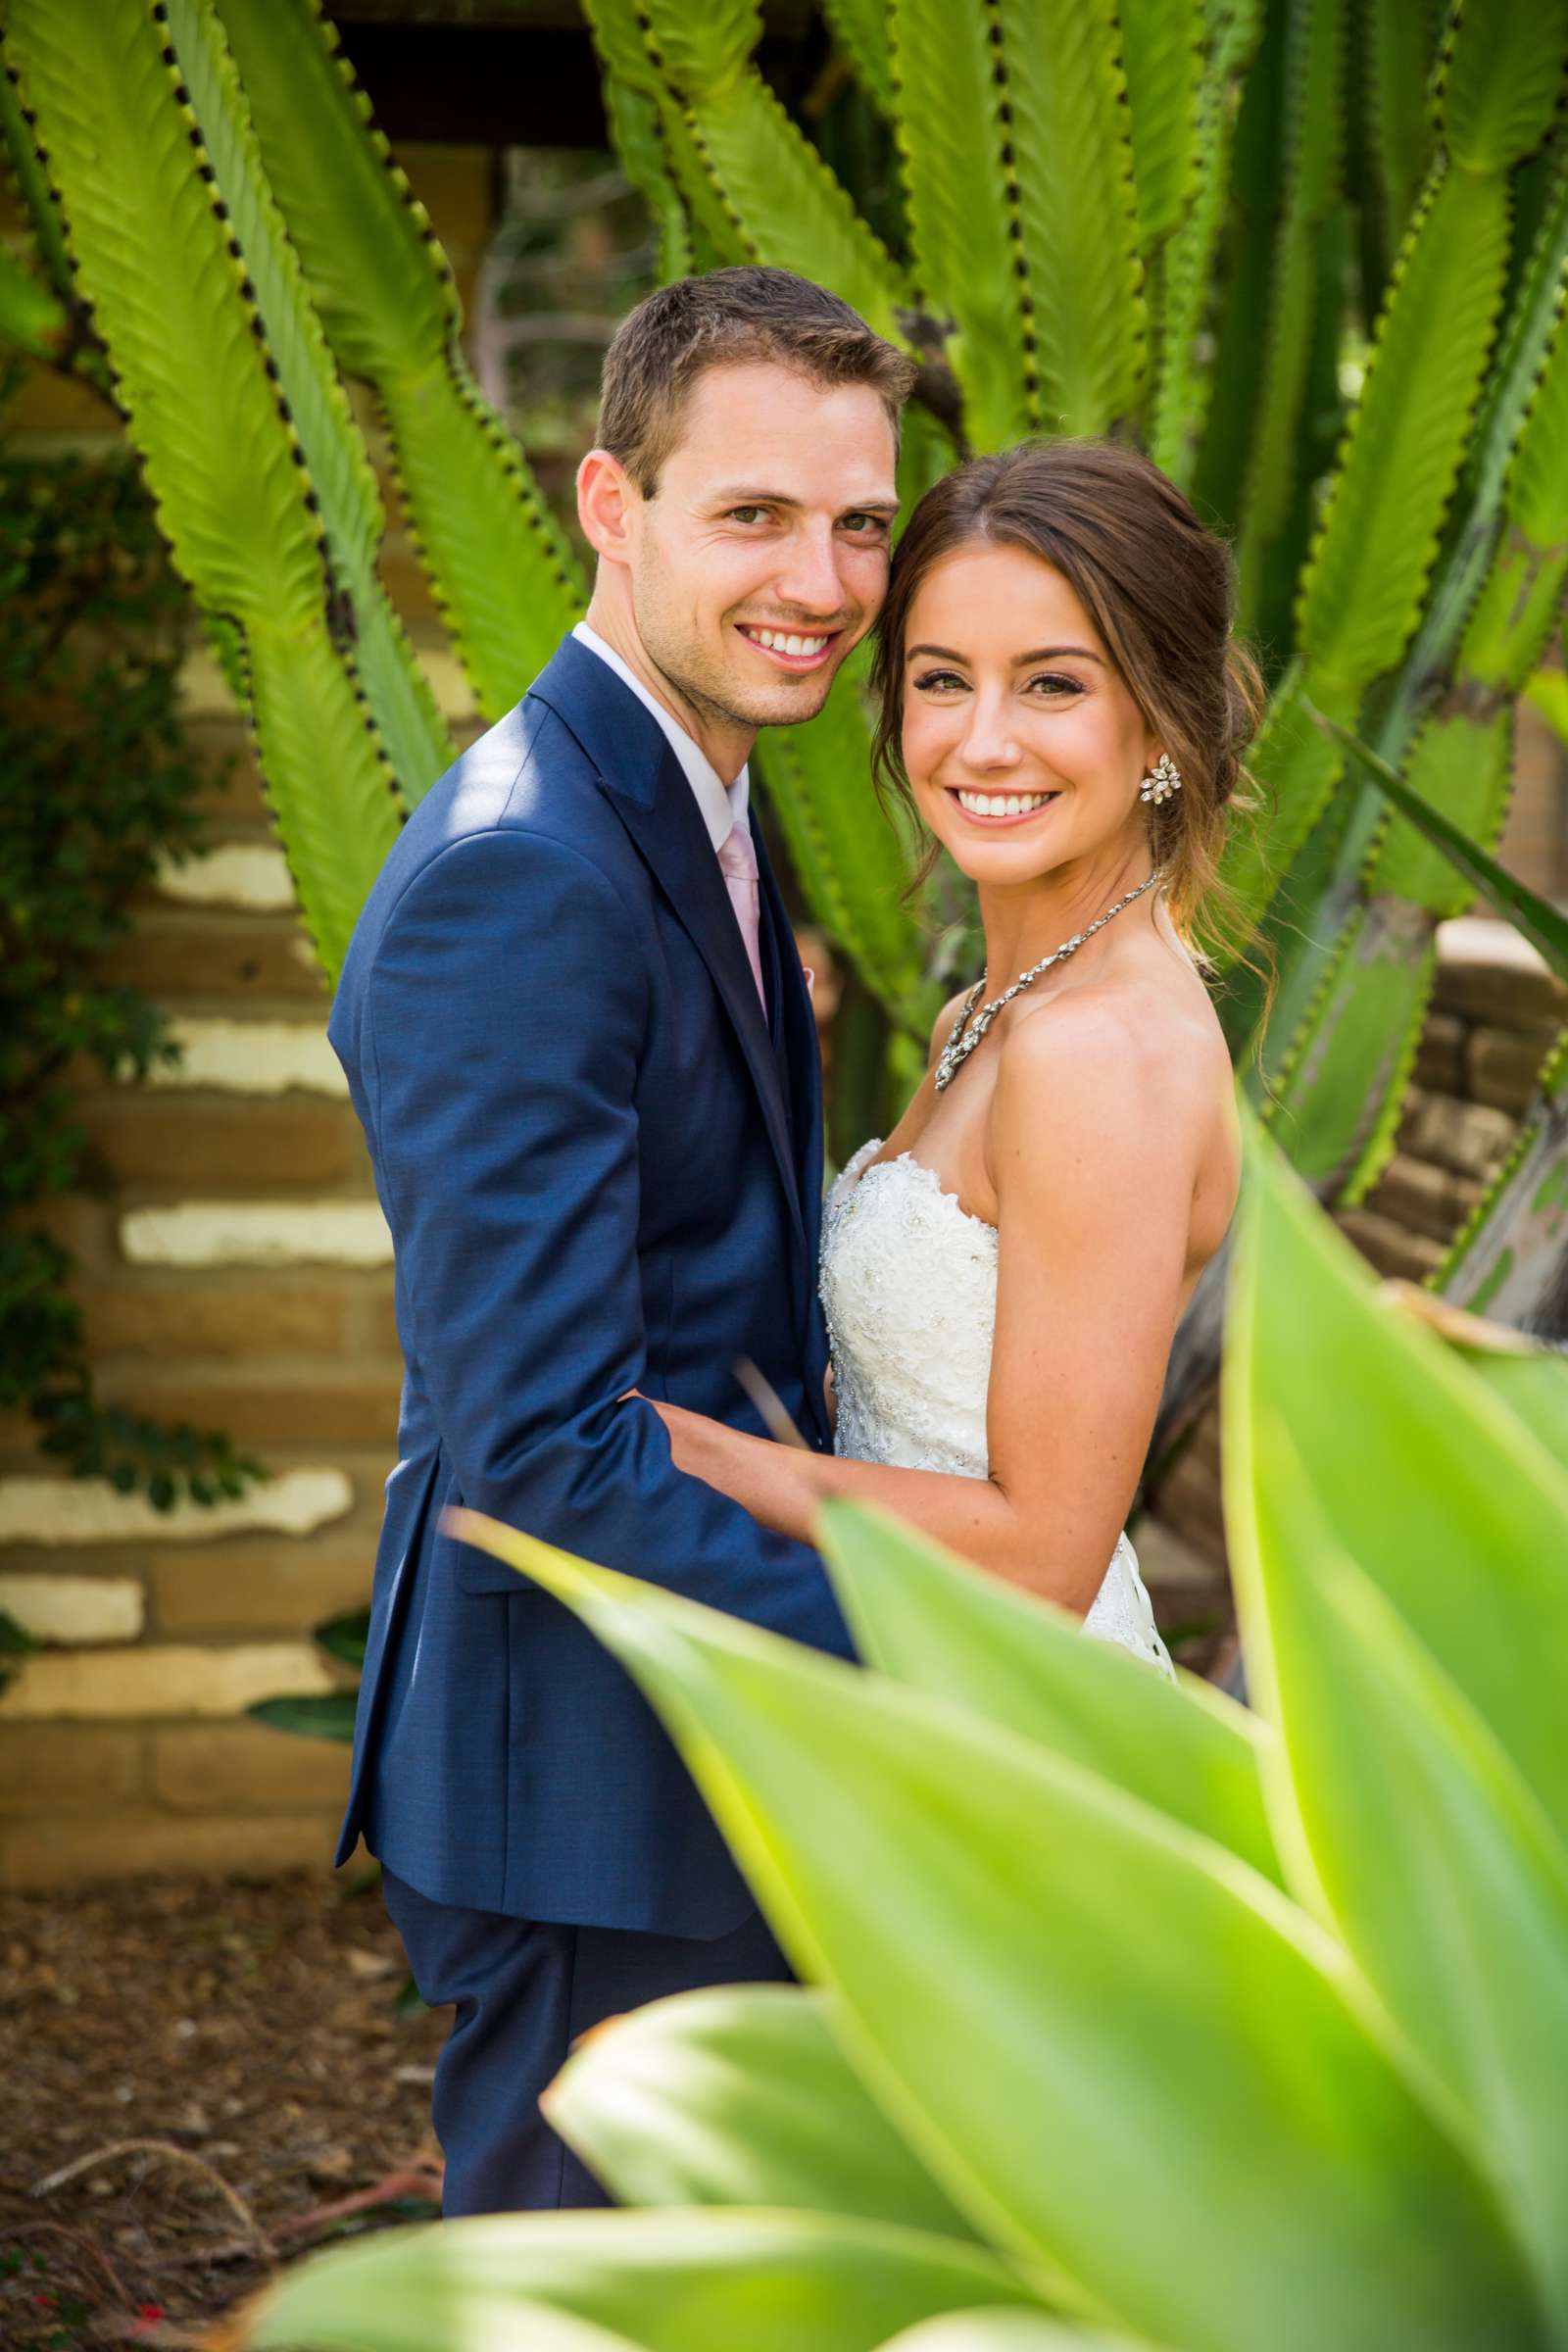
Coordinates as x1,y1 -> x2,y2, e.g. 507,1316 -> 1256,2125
899,537 -> 1162,900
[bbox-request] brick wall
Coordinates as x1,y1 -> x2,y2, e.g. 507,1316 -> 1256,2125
0,144 -> 497,1887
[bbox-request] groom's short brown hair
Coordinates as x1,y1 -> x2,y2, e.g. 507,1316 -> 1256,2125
597,267 -> 916,496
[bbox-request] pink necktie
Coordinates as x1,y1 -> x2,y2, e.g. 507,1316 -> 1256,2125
716,820 -> 767,1013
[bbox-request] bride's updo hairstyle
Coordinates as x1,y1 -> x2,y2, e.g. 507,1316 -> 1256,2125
870,438 -> 1264,944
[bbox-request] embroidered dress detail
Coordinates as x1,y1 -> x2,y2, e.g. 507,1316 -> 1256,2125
820,1140 -> 1174,1675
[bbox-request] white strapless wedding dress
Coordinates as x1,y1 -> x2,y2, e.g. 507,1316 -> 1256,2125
820,1140 -> 1174,1676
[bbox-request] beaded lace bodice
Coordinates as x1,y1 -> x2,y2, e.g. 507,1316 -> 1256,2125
820,1141 -> 1173,1676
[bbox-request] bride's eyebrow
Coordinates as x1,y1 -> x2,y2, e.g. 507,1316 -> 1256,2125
906,643 -> 1105,665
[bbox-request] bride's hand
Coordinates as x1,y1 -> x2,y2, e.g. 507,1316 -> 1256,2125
620,1390 -> 720,1477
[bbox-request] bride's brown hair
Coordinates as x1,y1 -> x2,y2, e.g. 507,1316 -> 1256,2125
870,438 -> 1266,950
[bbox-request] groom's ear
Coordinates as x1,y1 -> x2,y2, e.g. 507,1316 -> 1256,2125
577,448 -> 640,565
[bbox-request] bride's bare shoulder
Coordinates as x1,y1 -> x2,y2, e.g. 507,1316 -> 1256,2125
992,965 -> 1232,1182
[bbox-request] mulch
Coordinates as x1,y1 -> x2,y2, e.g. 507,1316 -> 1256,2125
1,1871 -> 448,2350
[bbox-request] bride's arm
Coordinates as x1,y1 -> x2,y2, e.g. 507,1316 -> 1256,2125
646,1004 -> 1198,1611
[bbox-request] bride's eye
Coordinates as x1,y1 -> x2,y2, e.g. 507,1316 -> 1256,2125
1025,672 -> 1083,698
912,668 -> 965,692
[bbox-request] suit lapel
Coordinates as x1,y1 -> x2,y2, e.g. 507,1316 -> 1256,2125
530,640 -> 807,1260
755,820 -> 833,1451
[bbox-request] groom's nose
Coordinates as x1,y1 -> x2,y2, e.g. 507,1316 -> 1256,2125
769,521 -> 853,621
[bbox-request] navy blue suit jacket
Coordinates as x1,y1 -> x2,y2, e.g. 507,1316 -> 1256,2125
327,635 -> 854,1937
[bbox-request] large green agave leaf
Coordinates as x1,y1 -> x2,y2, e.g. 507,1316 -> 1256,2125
1290,0 -> 1556,703
450,1510 -> 1542,2352
1334,715 -> 1568,961
677,72 -> 911,348
584,0 -> 755,286
822,0 -> 897,120
626,0 -> 760,96
1239,1445 -> 1568,2329
1226,1146 -> 1568,2327
1460,295 -> 1568,679
815,1499 -> 1284,1887
578,0 -> 660,95
878,2318 -> 1152,2352
243,616 -> 404,977
245,2208 -> 1048,2352
602,75 -> 693,285
1187,0 -> 1288,530
997,0 -> 1147,435
752,645 -> 925,1021
1221,1131 -> 1568,1836
1374,138 -> 1568,772
1362,0 -> 1438,263
1294,159 -> 1509,694
1380,1291 -> 1568,1455
1242,143 -> 1568,1176
1437,1044 -> 1568,1320
0,43 -> 76,305
546,1982 -> 978,2239
4,0 -> 399,977
214,0 -> 584,727
888,0 -> 1032,449
161,0 -> 450,807
891,0 -> 1146,439
1357,709 -> 1513,915
1148,0 -> 1265,486
624,72 -> 746,275
1211,662 -> 1354,949
1231,0 -> 1345,631
1366,269 -> 1568,901
1212,767 -> 1352,1061
601,0 -> 908,345
257,2302 -> 642,2352
1117,0 -> 1202,256
1439,0 -> 1568,175
1262,898 -> 1438,1196
1428,1307 -> 1568,1460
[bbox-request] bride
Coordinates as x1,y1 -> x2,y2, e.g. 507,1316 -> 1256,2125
642,439 -> 1260,1676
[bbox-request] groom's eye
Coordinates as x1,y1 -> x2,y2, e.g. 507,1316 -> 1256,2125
726,506 -> 769,525
841,513 -> 890,537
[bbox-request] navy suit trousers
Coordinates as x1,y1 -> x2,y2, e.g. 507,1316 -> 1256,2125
383,1870 -> 794,2215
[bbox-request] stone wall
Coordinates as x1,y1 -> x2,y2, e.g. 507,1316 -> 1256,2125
0,144 -> 497,1886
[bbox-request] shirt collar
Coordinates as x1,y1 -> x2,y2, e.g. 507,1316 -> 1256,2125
572,621 -> 749,853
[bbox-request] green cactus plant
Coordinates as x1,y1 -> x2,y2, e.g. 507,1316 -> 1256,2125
211,0 -> 586,728
2,0 -> 407,981
2,0 -> 1565,1215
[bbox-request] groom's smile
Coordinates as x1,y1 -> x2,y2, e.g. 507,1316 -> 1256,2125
734,621 -> 842,673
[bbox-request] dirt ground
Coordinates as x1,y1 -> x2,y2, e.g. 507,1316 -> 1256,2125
1,1870 -> 448,2350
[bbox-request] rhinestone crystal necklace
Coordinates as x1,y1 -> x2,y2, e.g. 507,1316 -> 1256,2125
933,869 -> 1166,1093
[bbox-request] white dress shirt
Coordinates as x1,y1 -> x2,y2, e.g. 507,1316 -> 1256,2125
572,620 -> 749,852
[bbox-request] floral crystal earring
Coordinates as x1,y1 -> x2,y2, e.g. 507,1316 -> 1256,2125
1139,752 -> 1182,806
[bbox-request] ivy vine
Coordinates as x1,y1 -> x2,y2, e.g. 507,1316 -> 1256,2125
1,372 -> 266,1510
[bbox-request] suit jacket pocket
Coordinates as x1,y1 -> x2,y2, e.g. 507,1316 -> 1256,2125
438,1474 -> 543,1595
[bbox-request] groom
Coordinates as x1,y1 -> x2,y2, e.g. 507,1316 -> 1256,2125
328,268 -> 915,2214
